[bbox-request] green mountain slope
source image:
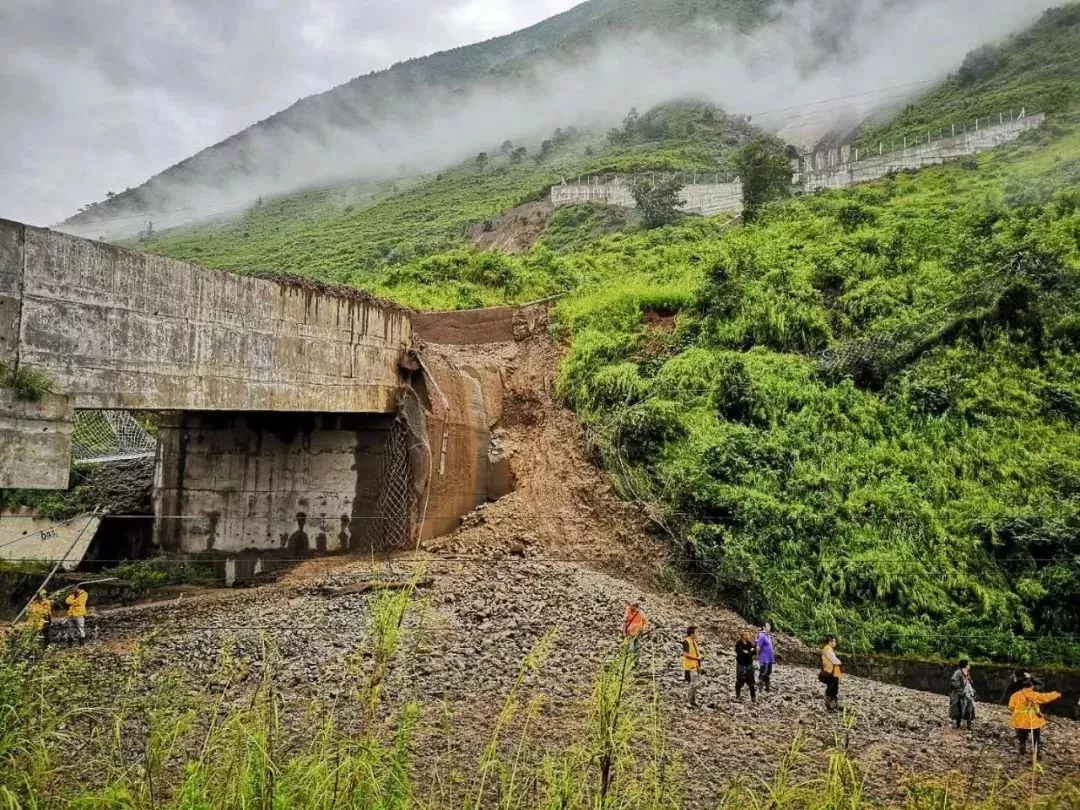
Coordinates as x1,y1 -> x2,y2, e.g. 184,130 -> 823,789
856,4 -> 1080,150
550,6 -> 1080,664
135,102 -> 761,308
141,5 -> 1080,665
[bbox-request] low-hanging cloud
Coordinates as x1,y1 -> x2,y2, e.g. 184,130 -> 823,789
24,0 -> 1054,238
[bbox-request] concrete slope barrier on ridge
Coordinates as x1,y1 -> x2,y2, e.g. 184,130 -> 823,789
551,112 -> 1045,216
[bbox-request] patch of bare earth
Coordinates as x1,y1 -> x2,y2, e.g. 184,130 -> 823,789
470,201 -> 551,254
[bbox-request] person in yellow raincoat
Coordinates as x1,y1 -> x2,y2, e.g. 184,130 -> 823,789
1008,678 -> 1060,757
26,589 -> 53,646
64,585 -> 89,646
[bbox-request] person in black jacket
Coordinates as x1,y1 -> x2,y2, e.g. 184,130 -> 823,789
735,631 -> 757,702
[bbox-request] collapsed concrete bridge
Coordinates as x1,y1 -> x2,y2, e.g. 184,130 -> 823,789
1,218 -> 521,580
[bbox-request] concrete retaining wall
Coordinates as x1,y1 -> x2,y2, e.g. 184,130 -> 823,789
551,177 -> 743,216
419,358 -> 506,541
796,114 -> 1045,193
552,114 -> 1043,215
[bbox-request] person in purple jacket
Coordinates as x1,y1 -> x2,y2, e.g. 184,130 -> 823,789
757,622 -> 775,692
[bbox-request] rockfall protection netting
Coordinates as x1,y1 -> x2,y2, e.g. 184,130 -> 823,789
816,253 -> 1060,380
364,386 -> 431,553
71,410 -> 157,465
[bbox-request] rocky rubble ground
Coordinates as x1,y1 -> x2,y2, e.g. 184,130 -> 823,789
92,553 -> 1080,806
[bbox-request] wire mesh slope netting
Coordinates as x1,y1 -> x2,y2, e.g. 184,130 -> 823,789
71,410 -> 157,464
363,386 -> 431,553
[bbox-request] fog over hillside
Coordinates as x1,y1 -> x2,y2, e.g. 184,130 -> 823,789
55,0 -> 1052,238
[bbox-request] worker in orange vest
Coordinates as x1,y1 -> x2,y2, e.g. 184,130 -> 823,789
622,599 -> 647,653
1008,677 -> 1060,758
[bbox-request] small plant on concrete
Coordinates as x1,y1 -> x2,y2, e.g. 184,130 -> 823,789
0,361 -> 54,402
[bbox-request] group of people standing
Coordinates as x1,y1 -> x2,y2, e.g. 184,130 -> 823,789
623,601 -> 1065,759
24,586 -> 89,646
949,661 -> 1064,757
623,601 -> 776,709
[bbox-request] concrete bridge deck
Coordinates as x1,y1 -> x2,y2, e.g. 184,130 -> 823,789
1,218 -> 411,489
1,219 -> 537,575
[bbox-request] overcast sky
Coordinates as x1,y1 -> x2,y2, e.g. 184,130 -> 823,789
0,0 -> 582,226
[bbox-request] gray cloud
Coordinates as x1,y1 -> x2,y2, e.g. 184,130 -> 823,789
1,0 -> 1053,232
0,0 -> 579,225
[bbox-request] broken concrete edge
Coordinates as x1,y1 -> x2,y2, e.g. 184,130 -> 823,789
411,297 -> 559,345
0,509 -> 100,571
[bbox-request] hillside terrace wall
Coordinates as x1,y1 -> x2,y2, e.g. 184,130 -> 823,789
551,113 -> 1043,214
797,113 -> 1045,192
551,176 -> 743,216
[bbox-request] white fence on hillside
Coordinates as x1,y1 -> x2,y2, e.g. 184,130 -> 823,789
550,111 -> 1044,214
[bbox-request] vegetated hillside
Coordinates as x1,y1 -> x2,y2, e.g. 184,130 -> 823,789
856,3 -> 1080,150
143,8 -> 1080,668
61,0 -> 773,230
557,122 -> 1080,666
135,102 -> 762,309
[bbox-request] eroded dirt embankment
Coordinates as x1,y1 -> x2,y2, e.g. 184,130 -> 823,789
84,334 -> 1080,806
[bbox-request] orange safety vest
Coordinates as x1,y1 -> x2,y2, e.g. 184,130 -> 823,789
1009,687 -> 1061,730
623,607 -> 646,638
682,636 -> 701,671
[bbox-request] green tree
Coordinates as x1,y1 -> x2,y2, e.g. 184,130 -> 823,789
475,151 -> 489,169
631,177 -> 684,228
733,138 -> 793,222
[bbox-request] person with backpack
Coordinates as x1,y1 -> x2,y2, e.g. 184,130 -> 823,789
1008,677 -> 1060,758
820,635 -> 841,711
682,626 -> 703,708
